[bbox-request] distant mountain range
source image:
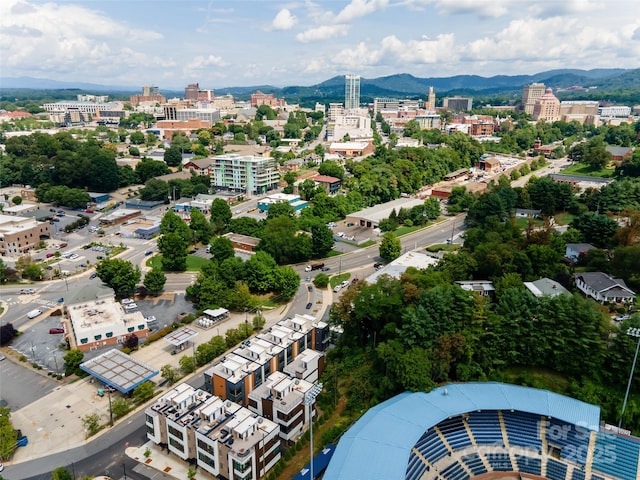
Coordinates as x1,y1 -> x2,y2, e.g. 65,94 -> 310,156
1,68 -> 638,102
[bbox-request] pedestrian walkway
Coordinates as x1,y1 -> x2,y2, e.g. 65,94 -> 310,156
5,278 -> 339,469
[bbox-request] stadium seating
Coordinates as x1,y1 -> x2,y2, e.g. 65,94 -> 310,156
461,453 -> 487,476
467,411 -> 504,445
405,452 -> 429,480
545,418 -> 590,465
485,452 -> 513,471
547,458 -> 568,480
414,428 -> 449,464
503,411 -> 542,449
440,461 -> 468,480
515,454 -> 541,475
592,431 -> 640,480
437,416 -> 473,450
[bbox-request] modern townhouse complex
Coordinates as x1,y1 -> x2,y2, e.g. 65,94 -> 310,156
145,383 -> 281,480
203,315 -> 329,406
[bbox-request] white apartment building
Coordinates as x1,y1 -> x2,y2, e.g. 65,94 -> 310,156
209,154 -> 280,196
145,384 -> 281,480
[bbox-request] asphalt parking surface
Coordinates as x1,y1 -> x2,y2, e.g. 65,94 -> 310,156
0,355 -> 59,410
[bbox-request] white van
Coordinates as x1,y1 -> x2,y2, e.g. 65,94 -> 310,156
27,309 -> 43,319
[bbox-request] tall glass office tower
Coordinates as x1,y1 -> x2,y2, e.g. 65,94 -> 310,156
344,74 -> 360,110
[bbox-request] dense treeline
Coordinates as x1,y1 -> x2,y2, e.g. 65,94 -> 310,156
328,178 -> 640,433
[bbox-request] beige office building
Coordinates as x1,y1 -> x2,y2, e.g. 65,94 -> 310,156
0,214 -> 50,256
533,88 -> 561,122
522,83 -> 546,115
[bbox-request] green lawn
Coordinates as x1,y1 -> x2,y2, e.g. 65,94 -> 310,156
515,217 -> 544,229
329,273 -> 351,288
560,162 -> 615,178
554,212 -> 575,226
146,254 -> 209,271
393,225 -> 420,236
425,243 -> 459,253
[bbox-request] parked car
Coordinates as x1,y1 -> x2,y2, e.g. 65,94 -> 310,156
89,273 -> 97,279
124,303 -> 138,310
49,328 -> 65,334
614,314 -> 631,322
46,253 -> 54,258
122,298 -> 135,304
306,302 -> 313,309
85,209 -> 94,213
307,284 -> 313,292
373,262 -> 383,270
60,242 -> 68,248
145,316 -> 157,323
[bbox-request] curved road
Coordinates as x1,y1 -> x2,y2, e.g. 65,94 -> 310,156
3,215 -> 465,480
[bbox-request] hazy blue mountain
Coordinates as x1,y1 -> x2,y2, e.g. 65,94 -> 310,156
1,68 -> 636,101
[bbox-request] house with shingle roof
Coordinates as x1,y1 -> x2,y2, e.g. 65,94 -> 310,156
574,272 -> 635,304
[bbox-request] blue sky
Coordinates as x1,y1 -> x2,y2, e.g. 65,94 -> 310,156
1,0 -> 639,89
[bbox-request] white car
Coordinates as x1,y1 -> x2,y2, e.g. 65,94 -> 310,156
122,298 -> 135,304
145,316 -> 157,323
333,285 -> 342,293
124,303 -> 138,310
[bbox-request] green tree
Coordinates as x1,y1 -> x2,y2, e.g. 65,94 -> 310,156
379,232 -> 401,262
164,146 -> 183,167
11,195 -> 22,205
81,413 -> 101,437
272,266 -> 301,300
136,158 -> 170,183
95,258 -> 141,295
139,179 -> 169,201
210,198 -> 232,234
143,268 -> 166,295
158,232 -> 188,271
314,273 -> 329,288
129,131 -> 145,145
189,208 -> 211,244
160,365 -> 180,385
209,236 -> 235,263
133,381 -> 155,403
111,398 -> 132,419
311,224 -> 334,258
179,355 -> 196,374
23,263 -> 44,280
63,349 -> 84,376
317,160 -> 345,181
0,407 -> 18,460
160,210 -> 192,242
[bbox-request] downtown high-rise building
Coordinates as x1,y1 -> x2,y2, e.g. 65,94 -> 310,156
522,83 -> 546,115
345,74 -> 361,110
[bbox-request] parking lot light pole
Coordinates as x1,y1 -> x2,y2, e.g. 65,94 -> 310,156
304,383 -> 323,480
619,327 -> 640,428
108,387 -> 114,427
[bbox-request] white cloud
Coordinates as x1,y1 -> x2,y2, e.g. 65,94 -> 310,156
0,0 -> 166,81
187,55 -> 228,70
271,8 -> 297,31
296,24 -> 350,43
333,33 -> 456,69
400,0 -> 512,17
335,0 -> 389,22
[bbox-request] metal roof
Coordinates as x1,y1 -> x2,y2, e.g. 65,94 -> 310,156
324,382 -> 601,480
79,349 -> 158,394
163,326 -> 199,347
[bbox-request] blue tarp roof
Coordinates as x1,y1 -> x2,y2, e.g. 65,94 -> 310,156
324,382 -> 601,480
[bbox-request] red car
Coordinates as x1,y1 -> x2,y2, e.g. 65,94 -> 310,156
85,209 -> 94,213
49,328 -> 65,334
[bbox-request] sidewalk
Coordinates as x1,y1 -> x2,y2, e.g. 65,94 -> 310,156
6,279 -> 336,468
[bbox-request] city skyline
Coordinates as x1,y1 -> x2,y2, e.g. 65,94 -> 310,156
1,0 -> 639,89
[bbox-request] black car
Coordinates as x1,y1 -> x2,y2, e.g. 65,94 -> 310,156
307,284 -> 313,292
305,302 -> 313,309
321,267 -> 330,272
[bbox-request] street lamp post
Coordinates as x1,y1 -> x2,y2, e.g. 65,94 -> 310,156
107,387 -> 114,427
304,383 -> 323,480
619,327 -> 640,428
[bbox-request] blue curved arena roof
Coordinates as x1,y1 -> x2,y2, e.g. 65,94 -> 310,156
324,382 -> 601,480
